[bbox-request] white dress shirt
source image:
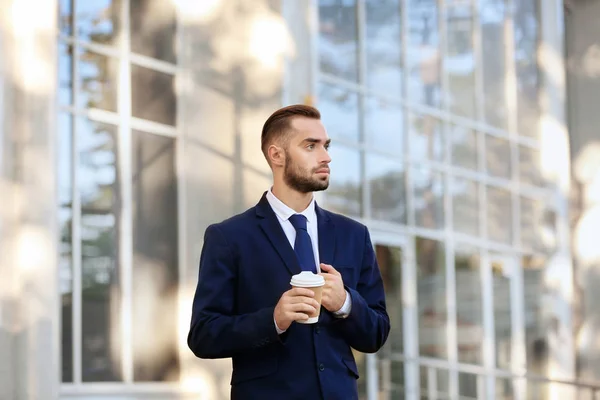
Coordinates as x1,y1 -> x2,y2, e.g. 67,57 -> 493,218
266,188 -> 351,334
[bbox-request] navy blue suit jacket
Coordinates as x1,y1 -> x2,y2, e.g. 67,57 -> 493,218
188,192 -> 390,400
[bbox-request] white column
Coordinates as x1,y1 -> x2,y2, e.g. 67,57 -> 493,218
538,1 -> 575,398
0,0 -> 60,399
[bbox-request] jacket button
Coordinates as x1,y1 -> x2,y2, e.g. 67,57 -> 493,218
315,326 -> 320,334
318,363 -> 325,371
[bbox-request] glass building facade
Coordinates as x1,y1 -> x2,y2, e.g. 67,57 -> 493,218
0,0 -> 583,399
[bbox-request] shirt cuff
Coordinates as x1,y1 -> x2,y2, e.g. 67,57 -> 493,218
274,316 -> 286,334
332,290 -> 352,318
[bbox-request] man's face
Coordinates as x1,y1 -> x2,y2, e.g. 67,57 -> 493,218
282,117 -> 332,194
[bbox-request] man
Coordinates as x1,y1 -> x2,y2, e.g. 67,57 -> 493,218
188,105 -> 390,399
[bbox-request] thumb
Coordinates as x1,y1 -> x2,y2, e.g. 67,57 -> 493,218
320,263 -> 339,275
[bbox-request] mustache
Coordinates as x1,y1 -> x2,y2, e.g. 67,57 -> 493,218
313,165 -> 330,173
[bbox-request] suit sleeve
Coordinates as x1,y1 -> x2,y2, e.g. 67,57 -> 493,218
187,224 -> 280,359
332,226 -> 390,353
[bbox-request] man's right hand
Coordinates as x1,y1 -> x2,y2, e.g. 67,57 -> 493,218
274,288 -> 321,331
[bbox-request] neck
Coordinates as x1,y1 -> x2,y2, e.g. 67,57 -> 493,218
271,181 -> 313,213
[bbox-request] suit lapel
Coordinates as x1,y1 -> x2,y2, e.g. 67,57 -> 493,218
315,203 -> 335,266
256,193 -> 302,276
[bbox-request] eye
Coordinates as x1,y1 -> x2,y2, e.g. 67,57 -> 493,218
307,143 -> 315,149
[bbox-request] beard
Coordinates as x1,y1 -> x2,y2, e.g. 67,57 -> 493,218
283,151 -> 329,194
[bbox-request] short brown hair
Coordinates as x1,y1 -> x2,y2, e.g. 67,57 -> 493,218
261,104 -> 321,160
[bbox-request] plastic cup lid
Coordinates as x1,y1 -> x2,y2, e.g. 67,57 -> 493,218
290,271 -> 325,287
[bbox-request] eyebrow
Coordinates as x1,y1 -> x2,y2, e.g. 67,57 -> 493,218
302,138 -> 331,145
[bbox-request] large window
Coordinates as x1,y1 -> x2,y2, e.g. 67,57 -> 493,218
317,0 -> 557,397
58,0 -> 179,385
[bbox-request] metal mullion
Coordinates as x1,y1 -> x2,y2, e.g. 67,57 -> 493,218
129,52 -> 178,75
472,0 -> 484,124
357,0 -> 369,221
403,235 -> 419,400
510,255 -> 526,400
118,0 -> 134,384
70,0 -> 82,385
481,251 -> 496,399
59,35 -> 121,59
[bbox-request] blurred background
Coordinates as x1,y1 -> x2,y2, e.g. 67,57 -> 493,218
0,0 -> 599,399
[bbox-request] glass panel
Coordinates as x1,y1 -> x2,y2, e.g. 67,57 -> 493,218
419,367 -> 449,398
59,113 -> 73,383
365,0 -> 402,96
389,360 -> 405,397
375,244 -> 403,353
520,197 -> 557,252
131,131 -> 179,382
59,44 -> 73,106
459,372 -> 481,399
78,49 -> 118,112
522,255 -> 547,374
79,118 -> 121,382
455,246 -> 482,364
417,238 -> 446,359
131,65 -> 176,126
368,156 -> 407,224
60,0 -> 73,36
491,257 -> 513,370
481,0 -> 508,130
487,186 -> 512,244
318,83 -> 360,142
519,146 -> 543,187
326,145 -> 361,216
409,113 -> 444,161
76,0 -> 121,45
450,125 -> 477,171
496,378 -> 515,400
319,0 -> 358,82
130,0 -> 176,63
407,0 -> 441,107
452,176 -> 479,236
485,135 -> 511,179
445,4 -> 476,119
364,97 -> 405,154
413,167 -> 444,229
514,0 -> 540,138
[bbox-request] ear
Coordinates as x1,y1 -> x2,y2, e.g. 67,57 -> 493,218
267,144 -> 285,167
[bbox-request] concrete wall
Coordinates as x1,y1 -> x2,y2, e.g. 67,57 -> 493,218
0,0 -> 59,399
565,0 -> 600,388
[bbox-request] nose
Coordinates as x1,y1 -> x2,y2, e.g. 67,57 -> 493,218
320,147 -> 331,164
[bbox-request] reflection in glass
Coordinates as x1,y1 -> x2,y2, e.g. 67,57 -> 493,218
450,125 -> 477,171
496,378 -> 514,400
452,177 -> 479,236
413,167 -> 444,229
79,118 -> 121,382
60,0 -> 73,36
409,113 -> 444,161
407,0 -> 440,107
446,5 -> 476,118
318,83 -> 360,142
520,197 -> 556,252
417,238 -> 446,359
365,0 -> 402,95
76,0 -> 121,45
59,113 -> 73,382
459,372 -> 480,399
78,49 -> 118,111
130,0 -> 176,63
455,247 -> 482,365
486,186 -> 512,244
319,0 -> 358,81
514,0 -> 540,138
481,0 -> 508,130
59,44 -> 73,105
419,366 -> 449,396
132,131 -> 179,382
368,156 -> 407,224
376,245 -> 403,355
326,145 -> 361,216
519,146 -> 543,187
131,65 -> 176,126
491,258 -> 512,370
485,135 -> 511,179
364,97 -> 405,153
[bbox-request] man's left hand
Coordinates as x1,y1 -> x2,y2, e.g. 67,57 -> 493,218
319,263 -> 347,312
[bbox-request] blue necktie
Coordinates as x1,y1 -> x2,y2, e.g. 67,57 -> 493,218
288,214 -> 317,273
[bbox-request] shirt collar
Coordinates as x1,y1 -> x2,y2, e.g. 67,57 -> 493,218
266,187 -> 316,224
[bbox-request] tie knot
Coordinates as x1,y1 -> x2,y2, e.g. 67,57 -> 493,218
288,214 -> 308,231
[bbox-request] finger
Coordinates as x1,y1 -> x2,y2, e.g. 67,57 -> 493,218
292,312 -> 310,321
289,303 -> 317,314
320,263 -> 341,277
289,295 -> 318,305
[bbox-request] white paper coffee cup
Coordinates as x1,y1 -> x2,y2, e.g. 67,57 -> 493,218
290,271 -> 325,324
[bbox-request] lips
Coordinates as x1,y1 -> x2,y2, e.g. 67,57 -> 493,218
315,169 -> 330,174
